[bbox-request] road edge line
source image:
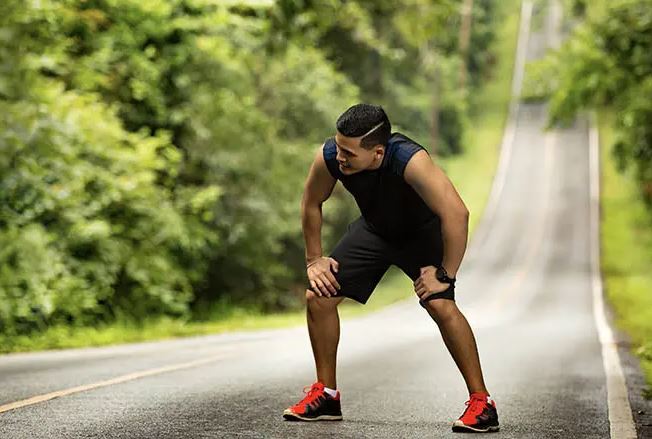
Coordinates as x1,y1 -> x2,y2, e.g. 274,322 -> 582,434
588,112 -> 638,439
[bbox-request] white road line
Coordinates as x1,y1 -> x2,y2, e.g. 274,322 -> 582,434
470,0 -> 533,251
588,113 -> 638,438
0,352 -> 232,414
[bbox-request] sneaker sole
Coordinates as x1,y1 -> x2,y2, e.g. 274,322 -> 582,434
283,411 -> 343,422
452,420 -> 500,433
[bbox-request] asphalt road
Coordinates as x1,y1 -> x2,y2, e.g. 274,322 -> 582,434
0,1 -> 644,438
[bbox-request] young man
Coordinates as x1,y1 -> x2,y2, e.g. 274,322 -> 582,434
283,104 -> 499,433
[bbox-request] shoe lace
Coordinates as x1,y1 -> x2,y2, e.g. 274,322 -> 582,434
463,395 -> 488,417
291,383 -> 324,410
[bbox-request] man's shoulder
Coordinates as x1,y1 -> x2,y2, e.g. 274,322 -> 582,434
321,137 -> 343,179
385,132 -> 427,177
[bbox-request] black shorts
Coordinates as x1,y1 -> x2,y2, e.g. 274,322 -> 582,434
311,216 -> 451,305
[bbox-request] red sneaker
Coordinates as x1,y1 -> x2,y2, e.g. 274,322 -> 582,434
452,392 -> 500,433
283,382 -> 343,421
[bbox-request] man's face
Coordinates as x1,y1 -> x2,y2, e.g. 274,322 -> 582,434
334,131 -> 385,175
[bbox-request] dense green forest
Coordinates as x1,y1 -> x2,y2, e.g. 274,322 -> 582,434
0,0 -> 511,337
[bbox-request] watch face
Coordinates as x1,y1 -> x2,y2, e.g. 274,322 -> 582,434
436,267 -> 447,281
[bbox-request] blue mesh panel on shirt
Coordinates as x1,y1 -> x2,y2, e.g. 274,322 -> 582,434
323,138 -> 344,179
387,134 -> 426,177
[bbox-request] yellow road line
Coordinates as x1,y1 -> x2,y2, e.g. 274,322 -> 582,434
0,351 -> 232,414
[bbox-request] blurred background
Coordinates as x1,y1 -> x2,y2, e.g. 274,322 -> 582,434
0,0 -> 649,393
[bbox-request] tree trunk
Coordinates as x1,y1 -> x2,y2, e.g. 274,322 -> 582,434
458,0 -> 474,89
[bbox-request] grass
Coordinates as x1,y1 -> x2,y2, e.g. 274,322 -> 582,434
598,111 -> 652,396
1,0 -> 522,354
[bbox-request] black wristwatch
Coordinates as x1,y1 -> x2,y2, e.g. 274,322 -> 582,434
436,266 -> 456,286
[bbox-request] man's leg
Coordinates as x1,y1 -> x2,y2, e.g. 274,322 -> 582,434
423,299 -> 488,394
306,289 -> 345,389
282,290 -> 346,421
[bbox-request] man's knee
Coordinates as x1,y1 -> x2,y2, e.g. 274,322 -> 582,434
305,289 -> 319,305
424,298 -> 458,323
305,289 -> 342,311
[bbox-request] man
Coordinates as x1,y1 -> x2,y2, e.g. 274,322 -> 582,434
283,104 -> 499,433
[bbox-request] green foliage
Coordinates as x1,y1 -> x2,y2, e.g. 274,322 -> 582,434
269,0 -> 480,156
0,0 -> 219,333
0,82 -> 220,333
257,44 -> 359,140
563,0 -> 588,17
524,0 -> 652,206
467,0 -> 501,87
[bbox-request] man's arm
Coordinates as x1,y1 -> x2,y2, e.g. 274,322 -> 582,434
403,150 -> 470,278
301,146 -> 342,297
301,145 -> 337,264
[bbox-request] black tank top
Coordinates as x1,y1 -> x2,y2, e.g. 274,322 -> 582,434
323,132 -> 441,241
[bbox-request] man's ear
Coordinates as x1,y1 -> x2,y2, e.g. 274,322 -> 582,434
374,145 -> 385,160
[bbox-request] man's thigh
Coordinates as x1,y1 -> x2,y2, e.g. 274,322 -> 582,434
313,217 -> 392,305
391,220 -> 453,305
391,219 -> 444,281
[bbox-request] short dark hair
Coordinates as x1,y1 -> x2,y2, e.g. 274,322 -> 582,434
336,104 -> 392,149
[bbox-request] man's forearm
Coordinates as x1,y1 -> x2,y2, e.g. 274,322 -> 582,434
301,203 -> 324,264
440,210 -> 469,278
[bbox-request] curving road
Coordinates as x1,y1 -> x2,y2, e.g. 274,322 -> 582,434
0,1 -> 643,438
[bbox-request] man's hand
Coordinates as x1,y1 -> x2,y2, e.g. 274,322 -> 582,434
413,266 -> 450,300
307,257 -> 341,297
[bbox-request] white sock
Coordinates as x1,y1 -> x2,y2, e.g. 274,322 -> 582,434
324,386 -> 338,397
